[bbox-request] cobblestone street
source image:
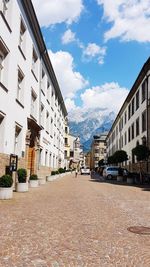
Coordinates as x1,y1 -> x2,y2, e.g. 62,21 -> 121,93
0,174 -> 150,267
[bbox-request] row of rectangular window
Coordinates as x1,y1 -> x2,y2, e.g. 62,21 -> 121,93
109,110 -> 147,147
114,80 -> 147,138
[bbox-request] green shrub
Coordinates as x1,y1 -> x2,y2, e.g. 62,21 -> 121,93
29,174 -> 38,180
55,171 -> 59,175
17,168 -> 27,183
51,171 -> 56,176
0,175 -> 13,188
58,168 -> 65,173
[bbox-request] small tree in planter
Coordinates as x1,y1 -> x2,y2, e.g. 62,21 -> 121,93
113,150 -> 128,165
132,145 -> 150,184
17,168 -> 28,192
127,172 -> 135,184
98,159 -> 104,167
29,174 -> 38,188
117,167 -> 124,182
112,150 -> 128,182
0,175 -> 13,199
107,155 -> 116,165
17,168 -> 27,183
58,168 -> 65,174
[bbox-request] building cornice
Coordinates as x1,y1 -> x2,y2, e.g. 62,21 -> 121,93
21,0 -> 67,117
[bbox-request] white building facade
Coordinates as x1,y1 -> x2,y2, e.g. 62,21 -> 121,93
91,133 -> 107,169
106,58 -> 150,172
0,0 -> 67,177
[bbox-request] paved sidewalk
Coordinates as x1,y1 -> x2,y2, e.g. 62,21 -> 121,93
0,173 -> 150,267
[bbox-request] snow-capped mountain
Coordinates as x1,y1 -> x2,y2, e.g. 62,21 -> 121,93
68,108 -> 115,151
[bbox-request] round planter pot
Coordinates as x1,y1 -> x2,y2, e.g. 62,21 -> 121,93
47,176 -> 54,182
0,187 -> 13,199
16,182 -> 29,192
127,177 -> 133,184
38,178 -> 46,185
30,180 -> 39,188
117,176 -> 123,182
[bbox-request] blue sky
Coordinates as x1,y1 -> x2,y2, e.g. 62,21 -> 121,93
32,0 -> 150,120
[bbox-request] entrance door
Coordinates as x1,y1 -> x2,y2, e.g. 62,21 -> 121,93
28,147 -> 35,174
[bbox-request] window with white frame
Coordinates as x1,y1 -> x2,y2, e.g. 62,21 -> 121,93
47,80 -> 51,103
142,110 -> 146,132
136,117 -> 139,136
41,68 -> 46,94
128,127 -> 131,142
49,153 -> 52,167
0,37 -> 9,85
17,67 -> 24,104
31,90 -> 37,119
54,113 -> 56,126
131,123 -> 134,140
51,89 -> 54,109
14,123 -> 22,156
124,132 -> 127,145
19,18 -> 26,54
40,104 -> 44,127
128,103 -> 131,120
46,111 -> 49,133
124,111 -> 127,124
142,80 -> 146,103
131,98 -> 134,116
0,111 -> 5,151
45,150 -> 48,166
32,47 -> 38,77
136,90 -> 139,110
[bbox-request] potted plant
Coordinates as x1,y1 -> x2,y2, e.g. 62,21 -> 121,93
38,176 -> 46,185
132,145 -> 150,184
29,174 -> 39,188
127,172 -> 134,184
16,168 -> 28,192
0,175 -> 13,199
117,167 -> 124,182
47,171 -> 56,182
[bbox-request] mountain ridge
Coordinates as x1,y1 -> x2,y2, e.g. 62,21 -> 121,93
69,108 -> 115,151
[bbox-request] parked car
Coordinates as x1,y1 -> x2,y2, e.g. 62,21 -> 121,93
81,167 -> 90,175
103,166 -> 129,180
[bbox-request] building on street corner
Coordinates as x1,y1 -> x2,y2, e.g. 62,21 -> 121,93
91,133 -> 107,169
106,57 -> 150,172
0,0 -> 67,178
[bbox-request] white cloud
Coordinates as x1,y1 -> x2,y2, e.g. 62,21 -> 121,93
61,29 -> 76,44
67,82 -> 129,122
81,82 -> 128,113
83,43 -> 106,64
48,50 -> 88,98
32,0 -> 84,27
97,0 -> 150,42
65,98 -> 76,112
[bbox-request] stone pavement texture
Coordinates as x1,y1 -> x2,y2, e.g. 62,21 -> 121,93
0,174 -> 150,267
